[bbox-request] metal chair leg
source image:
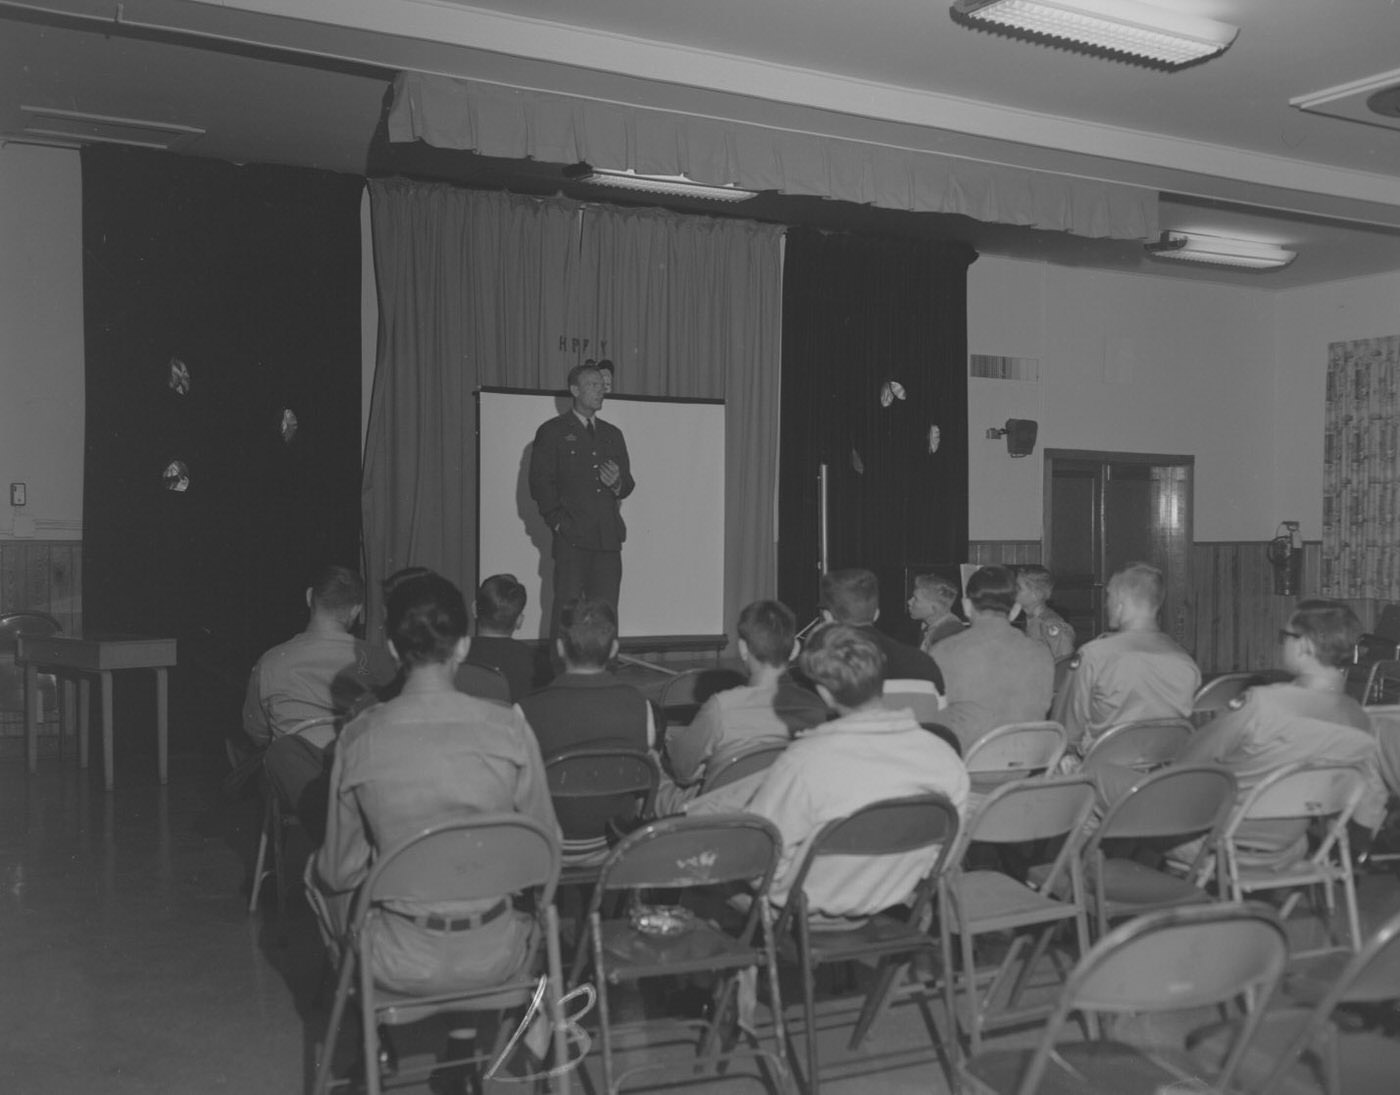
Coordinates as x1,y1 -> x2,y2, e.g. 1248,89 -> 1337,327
248,797 -> 272,913
311,947 -> 357,1095
798,916 -> 821,1095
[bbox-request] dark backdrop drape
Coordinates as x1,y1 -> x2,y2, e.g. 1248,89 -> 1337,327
82,148 -> 363,754
779,228 -> 975,641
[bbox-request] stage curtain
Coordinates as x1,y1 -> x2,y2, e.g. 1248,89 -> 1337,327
778,227 -> 975,638
387,73 -> 1157,241
362,180 -> 783,638
1322,334 -> 1400,600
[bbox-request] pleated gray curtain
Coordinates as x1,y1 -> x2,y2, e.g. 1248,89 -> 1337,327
362,179 -> 784,642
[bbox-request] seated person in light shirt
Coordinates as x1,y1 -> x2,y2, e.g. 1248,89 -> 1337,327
655,599 -> 827,814
1058,561 -> 1200,754
694,624 -> 968,926
307,572 -> 558,995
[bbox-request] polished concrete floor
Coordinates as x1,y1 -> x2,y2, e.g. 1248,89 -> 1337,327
3,747 -> 1398,1095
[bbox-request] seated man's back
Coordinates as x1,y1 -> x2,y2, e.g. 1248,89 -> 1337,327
1064,629 -> 1199,747
467,574 -> 538,702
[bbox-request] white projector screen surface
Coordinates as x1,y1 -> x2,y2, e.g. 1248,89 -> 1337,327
477,388 -> 726,640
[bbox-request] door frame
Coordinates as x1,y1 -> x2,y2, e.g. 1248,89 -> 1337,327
1042,449 -> 1194,642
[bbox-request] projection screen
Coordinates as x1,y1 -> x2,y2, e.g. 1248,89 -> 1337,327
476,388 -> 726,641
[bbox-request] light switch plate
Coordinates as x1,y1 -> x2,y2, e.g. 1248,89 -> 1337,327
9,483 -> 25,507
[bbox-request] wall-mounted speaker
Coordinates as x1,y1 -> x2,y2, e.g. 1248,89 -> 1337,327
1005,418 -> 1038,457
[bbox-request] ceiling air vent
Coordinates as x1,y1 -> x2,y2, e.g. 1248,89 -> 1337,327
1292,69 -> 1400,134
11,106 -> 204,151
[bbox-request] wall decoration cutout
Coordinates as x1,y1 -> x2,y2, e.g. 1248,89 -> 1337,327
928,425 -> 942,454
168,357 -> 191,395
280,408 -> 299,444
879,378 -> 906,407
162,460 -> 190,492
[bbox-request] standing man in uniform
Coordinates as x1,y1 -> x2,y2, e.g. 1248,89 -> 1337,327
529,363 -> 634,639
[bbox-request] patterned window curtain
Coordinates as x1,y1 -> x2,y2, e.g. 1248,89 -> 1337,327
1322,335 -> 1400,600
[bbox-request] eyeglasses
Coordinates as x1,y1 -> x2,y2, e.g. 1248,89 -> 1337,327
1278,629 -> 1302,642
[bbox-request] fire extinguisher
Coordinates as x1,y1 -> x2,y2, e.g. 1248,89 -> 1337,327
1267,521 -> 1302,596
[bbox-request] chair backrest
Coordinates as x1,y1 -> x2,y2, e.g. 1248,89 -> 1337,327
1082,718 -> 1193,773
1013,904 -> 1288,1095
355,814 -> 560,925
699,740 -> 787,795
963,721 -> 1067,778
1088,764 -> 1236,850
1192,673 -> 1260,714
594,813 -> 782,894
961,774 -> 1098,846
0,611 -> 62,656
1231,760 -> 1366,825
883,678 -> 938,696
545,747 -> 659,841
1364,659 -> 1400,706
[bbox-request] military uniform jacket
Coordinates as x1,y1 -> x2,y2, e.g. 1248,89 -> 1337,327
529,411 -> 635,551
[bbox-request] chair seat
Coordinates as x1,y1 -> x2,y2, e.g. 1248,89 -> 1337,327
377,978 -> 539,1026
598,918 -> 762,981
1099,858 -> 1213,911
802,913 -> 936,964
1236,861 -> 1345,890
949,870 -> 1078,932
964,1040 -> 1209,1095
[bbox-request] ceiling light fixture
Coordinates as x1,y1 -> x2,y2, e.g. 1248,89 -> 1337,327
1145,231 -> 1296,270
951,0 -> 1239,67
564,165 -> 757,202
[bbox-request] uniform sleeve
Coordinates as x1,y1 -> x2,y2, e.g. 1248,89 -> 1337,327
528,421 -> 563,526
612,426 -> 635,501
241,661 -> 272,747
1062,653 -> 1096,752
665,694 -> 725,785
1047,621 -> 1076,661
313,724 -> 374,895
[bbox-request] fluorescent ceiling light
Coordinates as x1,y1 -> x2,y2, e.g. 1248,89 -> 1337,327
1145,231 -> 1296,270
952,0 -> 1239,66
564,166 -> 757,202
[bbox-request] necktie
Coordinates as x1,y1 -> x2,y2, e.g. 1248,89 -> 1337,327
586,419 -> 596,440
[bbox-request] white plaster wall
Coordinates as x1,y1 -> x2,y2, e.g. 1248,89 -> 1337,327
0,144 -> 85,540
1271,271 -> 1400,541
967,255 -> 1279,542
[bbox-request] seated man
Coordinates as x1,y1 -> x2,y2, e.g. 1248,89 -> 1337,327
1170,600 -> 1386,866
308,572 -> 558,994
907,573 -> 966,654
1060,562 -> 1200,753
244,566 -> 394,842
932,565 -> 1054,751
466,573 -> 538,703
656,600 -> 827,814
1015,564 -> 1076,661
819,568 -> 944,692
739,624 -> 968,924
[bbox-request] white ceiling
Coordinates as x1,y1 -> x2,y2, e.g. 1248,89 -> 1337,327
3,0 -> 1400,288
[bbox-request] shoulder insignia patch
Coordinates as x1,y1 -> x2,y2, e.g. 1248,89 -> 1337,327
1045,624 -> 1062,636
1227,690 -> 1250,711
1068,652 -> 1082,670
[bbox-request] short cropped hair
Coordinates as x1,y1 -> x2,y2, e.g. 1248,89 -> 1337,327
737,600 -> 797,668
1016,564 -> 1055,599
310,565 -> 364,620
1109,562 -> 1165,610
383,566 -> 435,598
596,358 -> 615,377
476,573 -> 527,631
1290,600 -> 1362,669
800,624 -> 885,707
913,573 -> 960,611
567,363 -> 602,389
560,597 -> 617,668
820,568 -> 880,625
386,573 -> 469,667
966,565 -> 1018,615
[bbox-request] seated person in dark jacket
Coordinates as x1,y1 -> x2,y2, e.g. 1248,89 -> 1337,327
656,599 -> 827,813
466,573 -> 538,703
518,597 -> 656,861
818,568 -> 944,693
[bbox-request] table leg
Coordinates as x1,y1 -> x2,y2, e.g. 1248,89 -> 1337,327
155,667 -> 169,785
100,670 -> 114,792
24,661 -> 38,773
62,676 -> 76,762
79,678 -> 91,770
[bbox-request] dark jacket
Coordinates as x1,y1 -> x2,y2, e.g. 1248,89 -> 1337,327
528,411 -> 635,551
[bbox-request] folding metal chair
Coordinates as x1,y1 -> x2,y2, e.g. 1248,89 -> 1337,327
0,611 -> 61,738
1075,763 -> 1236,939
772,793 -> 960,1095
961,903 -> 1289,1095
582,813 -> 789,1094
311,815 -> 569,1095
1192,672 -> 1261,725
938,774 -> 1098,1055
1188,905 -> 1400,1095
545,747 -> 660,884
1362,658 -> 1400,706
1080,717 -> 1193,775
699,740 -> 788,796
1361,704 -> 1400,871
1220,761 -> 1368,956
248,714 -> 336,914
963,721 -> 1068,793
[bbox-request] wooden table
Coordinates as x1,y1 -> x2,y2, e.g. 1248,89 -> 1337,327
19,634 -> 177,791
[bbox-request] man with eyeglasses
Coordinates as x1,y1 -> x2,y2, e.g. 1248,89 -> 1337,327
1174,599 -> 1386,866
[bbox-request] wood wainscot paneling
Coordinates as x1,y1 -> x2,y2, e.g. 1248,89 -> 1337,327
967,541 -> 1043,566
0,540 -> 83,753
